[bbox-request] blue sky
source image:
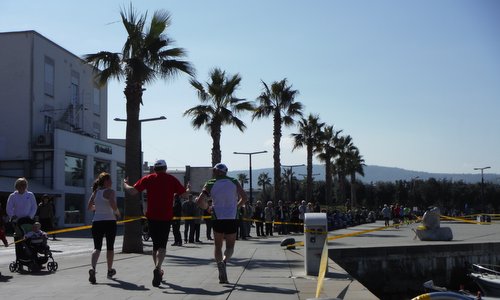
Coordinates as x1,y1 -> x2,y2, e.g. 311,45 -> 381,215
2,0 -> 499,175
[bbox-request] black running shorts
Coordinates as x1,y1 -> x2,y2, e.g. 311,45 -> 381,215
212,219 -> 238,235
148,219 -> 171,251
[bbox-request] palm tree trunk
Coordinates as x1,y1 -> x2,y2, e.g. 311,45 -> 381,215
211,124 -> 222,166
273,113 -> 282,204
306,143 -> 313,203
123,81 -> 144,253
350,173 -> 357,208
324,156 -> 332,207
338,171 -> 346,208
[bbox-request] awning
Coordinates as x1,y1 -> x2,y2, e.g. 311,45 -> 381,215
0,177 -> 62,196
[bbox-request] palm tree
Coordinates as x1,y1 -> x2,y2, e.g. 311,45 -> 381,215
316,125 -> 342,207
184,68 -> 254,166
291,114 -> 325,203
253,79 -> 303,203
237,173 -> 249,189
257,172 -> 271,201
346,147 -> 365,208
334,135 -> 356,208
84,5 -> 194,253
281,168 -> 293,203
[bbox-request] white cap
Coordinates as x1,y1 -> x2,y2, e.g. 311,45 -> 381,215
213,163 -> 228,173
154,159 -> 167,168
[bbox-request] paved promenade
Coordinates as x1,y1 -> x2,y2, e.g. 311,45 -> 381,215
3,220 -> 496,299
0,224 -> 376,300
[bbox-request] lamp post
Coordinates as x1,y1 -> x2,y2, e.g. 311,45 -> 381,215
474,166 -> 491,210
233,150 -> 267,205
281,164 -> 305,203
114,116 -> 166,122
114,116 -> 167,173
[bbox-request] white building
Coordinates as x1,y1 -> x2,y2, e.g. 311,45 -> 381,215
0,30 -> 125,227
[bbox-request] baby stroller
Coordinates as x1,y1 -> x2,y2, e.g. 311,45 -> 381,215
9,219 -> 58,273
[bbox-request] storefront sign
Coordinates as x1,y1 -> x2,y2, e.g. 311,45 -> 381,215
95,143 -> 112,154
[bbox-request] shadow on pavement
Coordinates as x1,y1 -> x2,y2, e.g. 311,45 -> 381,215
108,277 -> 149,291
234,283 -> 297,295
163,282 -> 231,296
0,274 -> 13,282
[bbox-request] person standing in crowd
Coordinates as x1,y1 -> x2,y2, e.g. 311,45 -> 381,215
193,199 -> 203,243
264,201 -> 275,236
237,205 -> 246,240
124,159 -> 190,287
0,202 -> 9,247
37,194 -> 56,240
243,202 -> 253,238
204,199 -> 213,240
182,196 -> 197,244
307,202 -> 314,213
171,195 -> 183,246
87,172 -> 120,284
382,204 -> 392,227
7,177 -> 38,263
314,201 -> 321,213
275,200 -> 289,235
298,200 -> 307,233
290,201 -> 300,233
253,201 -> 265,237
196,163 -> 247,284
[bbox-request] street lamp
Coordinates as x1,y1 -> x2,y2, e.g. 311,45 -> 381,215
281,164 -> 305,203
114,116 -> 166,122
474,166 -> 491,210
114,116 -> 167,173
233,150 -> 267,205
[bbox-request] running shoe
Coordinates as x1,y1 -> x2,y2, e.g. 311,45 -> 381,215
88,269 -> 96,284
107,268 -> 116,278
152,268 -> 162,287
217,261 -> 228,284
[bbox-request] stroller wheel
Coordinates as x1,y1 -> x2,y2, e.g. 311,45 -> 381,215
52,262 -> 58,271
47,262 -> 54,271
9,261 -> 18,272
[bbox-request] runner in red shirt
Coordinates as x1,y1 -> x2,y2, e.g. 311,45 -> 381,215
124,159 -> 189,287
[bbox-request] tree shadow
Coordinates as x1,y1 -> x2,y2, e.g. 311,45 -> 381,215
107,277 -> 149,291
163,282 -> 231,296
234,283 -> 297,295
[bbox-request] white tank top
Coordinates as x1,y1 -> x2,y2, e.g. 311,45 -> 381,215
93,189 -> 116,221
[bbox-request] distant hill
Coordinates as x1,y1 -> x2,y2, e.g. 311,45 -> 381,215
228,165 -> 498,188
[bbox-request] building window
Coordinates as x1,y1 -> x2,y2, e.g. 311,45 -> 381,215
93,122 -> 101,139
93,87 -> 100,115
94,159 -> 110,178
44,116 -> 53,133
71,71 -> 80,105
116,164 -> 125,192
64,193 -> 84,224
44,57 -> 55,96
65,154 -> 85,187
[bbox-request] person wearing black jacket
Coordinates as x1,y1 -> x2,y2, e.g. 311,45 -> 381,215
171,195 -> 182,246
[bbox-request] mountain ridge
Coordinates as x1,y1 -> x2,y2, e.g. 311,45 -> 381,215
227,165 -> 498,188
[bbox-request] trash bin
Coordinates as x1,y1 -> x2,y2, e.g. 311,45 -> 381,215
304,212 -> 328,276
